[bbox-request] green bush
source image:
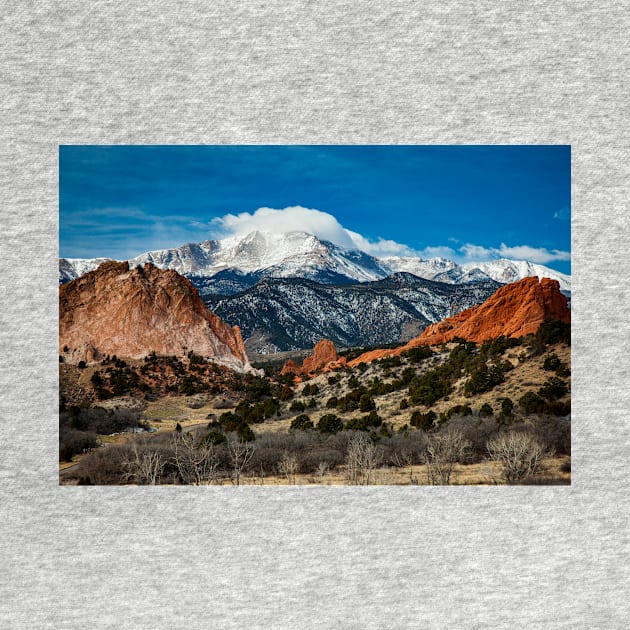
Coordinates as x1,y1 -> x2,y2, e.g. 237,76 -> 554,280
538,377 -> 568,401
359,394 -> 376,412
543,353 -> 562,371
518,391 -> 546,414
290,414 -> 314,431
464,362 -> 505,396
289,400 -> 306,413
200,430 -> 226,446
445,404 -> 472,419
317,414 -> 344,434
500,398 -> 514,417
410,410 -> 436,432
536,318 -> 571,346
237,423 -> 256,442
479,403 -> 494,417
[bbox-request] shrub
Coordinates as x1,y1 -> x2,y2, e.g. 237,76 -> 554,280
519,391 -> 546,415
317,414 -> 344,434
464,363 -> 505,396
444,404 -> 472,420
237,423 -> 256,442
200,430 -> 226,446
290,414 -> 314,431
404,345 -> 433,363
543,353 -> 562,371
536,318 -> 571,346
345,411 -> 381,432
500,397 -> 514,417
479,403 -> 494,417
289,400 -> 306,413
279,385 -> 293,401
410,410 -> 436,432
487,431 -> 549,484
359,394 -> 375,412
538,377 -> 568,401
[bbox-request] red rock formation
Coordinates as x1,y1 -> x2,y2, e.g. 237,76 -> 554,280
302,339 -> 337,373
281,339 -> 339,377
349,277 -> 570,366
280,359 -> 302,377
59,261 -> 253,372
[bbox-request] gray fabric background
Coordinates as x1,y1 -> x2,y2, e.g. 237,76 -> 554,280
1,2 -> 628,627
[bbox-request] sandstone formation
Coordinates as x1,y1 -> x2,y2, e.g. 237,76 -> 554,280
349,277 -> 570,366
59,261 -> 253,372
281,339 -> 344,377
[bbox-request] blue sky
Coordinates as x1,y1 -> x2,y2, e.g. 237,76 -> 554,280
59,145 -> 571,273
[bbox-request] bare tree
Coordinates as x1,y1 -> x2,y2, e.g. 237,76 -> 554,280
425,430 -> 470,485
227,434 -> 256,486
316,461 -> 329,484
487,431 -> 549,484
392,452 -> 417,485
346,433 -> 382,485
172,432 -> 218,485
278,451 -> 299,484
123,444 -> 164,485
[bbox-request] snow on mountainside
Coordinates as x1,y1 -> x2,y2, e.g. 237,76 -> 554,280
59,229 -> 571,292
59,257 -> 112,284
383,255 -> 570,292
129,230 -> 388,282
205,274 -> 502,354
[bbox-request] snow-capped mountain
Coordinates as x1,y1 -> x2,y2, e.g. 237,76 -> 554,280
205,274 -> 502,354
130,231 -> 390,283
59,257 -> 112,284
59,229 -> 571,292
381,255 -> 570,292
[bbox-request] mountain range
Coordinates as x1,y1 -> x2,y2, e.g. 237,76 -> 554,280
59,229 -> 571,292
59,230 -> 571,354
205,273 -> 502,354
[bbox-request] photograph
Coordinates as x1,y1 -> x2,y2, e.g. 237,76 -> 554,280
59,145 -> 571,485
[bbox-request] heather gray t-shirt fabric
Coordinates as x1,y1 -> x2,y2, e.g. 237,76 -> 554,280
1,2 -> 628,627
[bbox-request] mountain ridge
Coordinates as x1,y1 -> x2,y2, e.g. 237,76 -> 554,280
204,273 -> 502,354
59,229 -> 571,292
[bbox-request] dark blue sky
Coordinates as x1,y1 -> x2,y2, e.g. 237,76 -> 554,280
59,145 -> 571,273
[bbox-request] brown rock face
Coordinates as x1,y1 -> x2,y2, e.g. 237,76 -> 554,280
281,339 -> 339,377
349,277 -> 570,366
59,261 -> 253,372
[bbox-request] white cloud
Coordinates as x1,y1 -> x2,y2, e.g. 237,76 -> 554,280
417,245 -> 458,260
210,206 -> 415,256
345,230 -> 417,257
210,206 -> 357,250
207,205 -> 570,265
459,242 -> 570,264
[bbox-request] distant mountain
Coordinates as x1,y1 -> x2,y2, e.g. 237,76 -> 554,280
204,273 -> 502,355
59,229 -> 571,292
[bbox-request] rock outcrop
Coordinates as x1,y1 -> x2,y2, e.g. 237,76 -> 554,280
59,261 -> 254,372
281,339 -> 344,377
349,277 -> 570,366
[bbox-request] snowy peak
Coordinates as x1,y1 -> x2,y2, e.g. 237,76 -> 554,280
59,229 -> 570,292
126,230 -> 389,284
382,255 -> 570,292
